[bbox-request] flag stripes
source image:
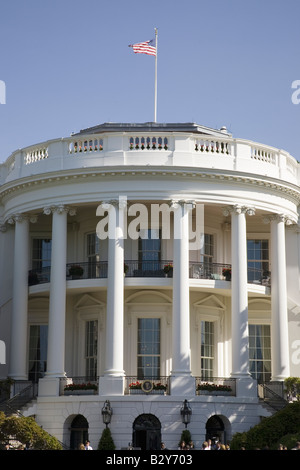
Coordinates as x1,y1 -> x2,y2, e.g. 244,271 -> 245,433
129,39 -> 156,56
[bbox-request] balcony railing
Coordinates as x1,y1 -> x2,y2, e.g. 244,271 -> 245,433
60,376 -> 99,396
28,261 -> 270,287
195,377 -> 236,396
125,376 -> 170,395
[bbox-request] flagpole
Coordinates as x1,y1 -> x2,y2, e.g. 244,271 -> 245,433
154,28 -> 158,123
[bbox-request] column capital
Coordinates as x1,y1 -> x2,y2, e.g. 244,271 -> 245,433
100,197 -> 128,210
169,199 -> 196,210
6,213 -> 38,224
43,205 -> 76,216
222,205 -> 255,217
262,213 -> 296,225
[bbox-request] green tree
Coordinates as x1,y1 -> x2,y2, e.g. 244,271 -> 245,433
0,412 -> 62,450
178,429 -> 192,448
98,427 -> 116,450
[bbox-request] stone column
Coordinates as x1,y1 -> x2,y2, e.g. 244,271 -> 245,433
8,214 -> 30,380
270,214 -> 290,380
100,199 -> 126,395
170,200 -> 195,395
224,205 -> 256,396
39,205 -> 75,396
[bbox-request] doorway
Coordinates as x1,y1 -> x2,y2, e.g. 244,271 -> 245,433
70,414 -> 89,450
132,414 -> 161,450
206,415 -> 226,445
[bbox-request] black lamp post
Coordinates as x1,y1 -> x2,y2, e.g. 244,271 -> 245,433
102,400 -> 113,427
180,399 -> 192,428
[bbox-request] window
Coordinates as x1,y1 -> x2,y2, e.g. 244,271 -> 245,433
85,320 -> 98,380
137,318 -> 160,379
138,229 -> 161,272
249,325 -> 271,383
28,325 -> 48,382
247,239 -> 269,283
203,234 -> 214,264
87,233 -> 100,277
32,238 -> 52,270
86,233 -> 106,278
201,321 -> 214,379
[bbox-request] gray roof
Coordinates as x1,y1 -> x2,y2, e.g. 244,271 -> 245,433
73,122 -> 231,137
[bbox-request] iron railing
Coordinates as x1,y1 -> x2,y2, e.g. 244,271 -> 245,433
195,377 -> 236,396
60,376 -> 99,395
258,382 -> 287,411
0,381 -> 38,415
28,261 -> 271,287
125,376 -> 170,395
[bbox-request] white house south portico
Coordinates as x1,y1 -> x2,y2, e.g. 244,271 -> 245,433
0,122 -> 299,449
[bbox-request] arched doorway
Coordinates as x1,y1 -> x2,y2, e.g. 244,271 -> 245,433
70,414 -> 89,450
132,414 -> 161,450
206,415 -> 226,445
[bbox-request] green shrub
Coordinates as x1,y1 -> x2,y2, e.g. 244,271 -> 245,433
178,429 -> 192,448
231,402 -> 300,450
98,427 -> 116,450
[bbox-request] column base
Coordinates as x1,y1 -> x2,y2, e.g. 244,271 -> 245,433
170,375 -> 195,396
99,375 -> 125,396
38,376 -> 63,397
232,375 -> 257,398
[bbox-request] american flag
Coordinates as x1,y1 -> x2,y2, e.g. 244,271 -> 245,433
129,39 -> 156,56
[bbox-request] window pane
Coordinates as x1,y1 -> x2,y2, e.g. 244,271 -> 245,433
28,325 -> 48,382
137,318 -> 160,379
247,239 -> 269,282
32,239 -> 52,270
200,321 -> 214,378
249,324 -> 271,382
138,229 -> 161,271
85,320 -> 98,379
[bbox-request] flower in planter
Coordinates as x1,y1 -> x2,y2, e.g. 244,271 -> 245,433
64,382 -> 97,391
69,265 -> 84,276
153,383 -> 167,391
163,263 -> 173,274
222,268 -> 231,276
196,382 -> 232,392
124,263 -> 129,274
129,381 -> 142,390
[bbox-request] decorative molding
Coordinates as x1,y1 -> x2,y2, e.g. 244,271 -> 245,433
6,213 -> 38,225
222,205 -> 255,217
262,213 -> 296,225
43,205 -> 76,216
1,168 -> 299,206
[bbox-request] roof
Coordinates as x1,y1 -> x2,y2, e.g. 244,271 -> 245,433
73,122 -> 232,138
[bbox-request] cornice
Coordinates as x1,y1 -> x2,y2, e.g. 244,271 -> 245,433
0,166 -> 300,205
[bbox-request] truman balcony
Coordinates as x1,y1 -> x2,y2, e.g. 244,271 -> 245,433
28,260 -> 271,293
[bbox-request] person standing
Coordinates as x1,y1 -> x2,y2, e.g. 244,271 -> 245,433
85,440 -> 93,450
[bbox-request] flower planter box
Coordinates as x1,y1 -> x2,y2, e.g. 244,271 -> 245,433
196,390 -> 231,396
64,389 -> 96,396
129,389 -> 166,395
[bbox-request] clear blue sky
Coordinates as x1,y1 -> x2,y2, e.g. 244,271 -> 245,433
0,0 -> 300,162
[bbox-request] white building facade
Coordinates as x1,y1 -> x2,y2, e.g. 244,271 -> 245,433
0,122 -> 299,449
